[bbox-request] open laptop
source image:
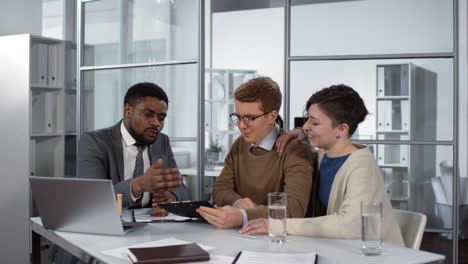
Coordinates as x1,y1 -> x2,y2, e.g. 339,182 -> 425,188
30,177 -> 137,236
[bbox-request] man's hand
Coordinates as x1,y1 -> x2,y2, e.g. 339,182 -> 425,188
233,197 -> 257,209
131,159 -> 183,198
239,218 -> 269,235
197,205 -> 243,229
151,191 -> 175,217
275,128 -> 306,154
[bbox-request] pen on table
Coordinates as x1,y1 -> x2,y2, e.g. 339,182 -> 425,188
232,251 -> 242,263
232,233 -> 257,239
116,193 -> 123,216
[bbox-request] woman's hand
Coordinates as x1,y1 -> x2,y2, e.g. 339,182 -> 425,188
275,128 -> 306,154
239,218 -> 269,235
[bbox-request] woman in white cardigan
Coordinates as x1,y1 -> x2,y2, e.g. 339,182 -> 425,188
240,84 -> 404,246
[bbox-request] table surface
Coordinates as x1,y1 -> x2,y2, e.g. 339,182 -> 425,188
31,217 -> 445,264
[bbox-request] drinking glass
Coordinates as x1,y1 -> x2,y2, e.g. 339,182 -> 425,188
361,201 -> 383,255
268,192 -> 287,243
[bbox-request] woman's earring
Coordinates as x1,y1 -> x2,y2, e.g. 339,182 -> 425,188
336,135 -> 341,139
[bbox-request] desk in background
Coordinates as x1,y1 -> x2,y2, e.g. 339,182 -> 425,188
31,217 -> 444,264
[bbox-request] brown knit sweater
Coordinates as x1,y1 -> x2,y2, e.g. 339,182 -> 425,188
212,134 -> 315,220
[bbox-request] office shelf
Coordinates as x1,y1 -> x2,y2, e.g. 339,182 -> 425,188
375,63 -> 436,210
204,68 -> 256,168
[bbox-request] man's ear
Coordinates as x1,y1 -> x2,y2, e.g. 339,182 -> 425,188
270,111 -> 279,123
124,103 -> 133,119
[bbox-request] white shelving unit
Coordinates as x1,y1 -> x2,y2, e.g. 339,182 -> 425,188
0,34 -> 76,262
376,63 -> 436,210
204,68 -> 257,166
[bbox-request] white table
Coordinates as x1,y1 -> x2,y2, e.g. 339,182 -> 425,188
31,217 -> 444,264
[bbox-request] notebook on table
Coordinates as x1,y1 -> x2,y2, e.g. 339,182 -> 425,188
127,243 -> 210,264
30,176 -> 138,236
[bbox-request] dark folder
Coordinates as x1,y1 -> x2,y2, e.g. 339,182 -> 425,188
127,243 -> 210,264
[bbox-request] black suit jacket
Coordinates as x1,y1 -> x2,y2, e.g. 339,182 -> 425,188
77,121 -> 190,207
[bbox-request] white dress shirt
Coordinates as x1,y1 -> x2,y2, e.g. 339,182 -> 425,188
120,122 -> 151,206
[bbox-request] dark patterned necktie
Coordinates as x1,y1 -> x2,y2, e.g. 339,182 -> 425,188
133,144 -> 145,177
133,143 -> 150,206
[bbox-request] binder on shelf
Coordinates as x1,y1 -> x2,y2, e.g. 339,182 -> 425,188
48,44 -> 64,87
32,43 -> 48,86
400,100 -> 410,131
377,145 -> 385,166
400,145 -> 408,166
391,100 -> 402,130
400,64 -> 409,96
30,139 -> 36,176
377,66 -> 385,97
382,168 -> 393,196
31,92 -> 44,134
377,100 -> 385,131
65,44 -> 77,86
43,92 -> 56,133
383,101 -> 393,131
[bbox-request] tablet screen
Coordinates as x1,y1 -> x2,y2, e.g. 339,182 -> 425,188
158,201 -> 214,218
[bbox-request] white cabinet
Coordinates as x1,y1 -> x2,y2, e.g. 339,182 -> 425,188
204,68 -> 256,169
375,63 -> 436,209
0,34 -> 76,262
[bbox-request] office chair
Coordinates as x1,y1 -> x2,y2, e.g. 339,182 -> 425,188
393,209 -> 427,250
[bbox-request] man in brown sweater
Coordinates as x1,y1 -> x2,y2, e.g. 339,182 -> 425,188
198,77 -> 314,229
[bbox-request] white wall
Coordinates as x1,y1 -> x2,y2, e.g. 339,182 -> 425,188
42,0 -> 63,39
212,7 -> 284,95
0,0 -> 42,36
291,0 -> 452,55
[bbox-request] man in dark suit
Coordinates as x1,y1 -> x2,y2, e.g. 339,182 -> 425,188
77,82 -> 190,209
50,82 -> 190,263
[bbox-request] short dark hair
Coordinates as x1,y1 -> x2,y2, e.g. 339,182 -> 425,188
234,77 -> 282,112
305,84 -> 368,136
124,82 -> 169,107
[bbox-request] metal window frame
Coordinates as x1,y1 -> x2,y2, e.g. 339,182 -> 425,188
76,0 -> 205,200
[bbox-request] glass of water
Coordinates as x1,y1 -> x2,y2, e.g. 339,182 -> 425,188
361,201 -> 383,255
268,192 -> 287,243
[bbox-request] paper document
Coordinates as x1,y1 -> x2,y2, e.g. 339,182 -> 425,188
101,237 -> 215,261
129,208 -> 195,222
233,251 -> 317,264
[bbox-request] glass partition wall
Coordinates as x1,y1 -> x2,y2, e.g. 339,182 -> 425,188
73,0 -> 465,262
76,0 -> 205,199
285,0 -> 460,262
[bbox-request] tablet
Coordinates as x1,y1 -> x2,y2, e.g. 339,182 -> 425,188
158,201 -> 214,218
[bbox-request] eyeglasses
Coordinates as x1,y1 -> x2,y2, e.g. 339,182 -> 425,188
229,111 -> 271,125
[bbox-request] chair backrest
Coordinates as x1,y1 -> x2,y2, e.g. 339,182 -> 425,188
393,209 -> 427,249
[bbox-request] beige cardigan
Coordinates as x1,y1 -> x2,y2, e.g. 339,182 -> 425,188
286,145 -> 405,246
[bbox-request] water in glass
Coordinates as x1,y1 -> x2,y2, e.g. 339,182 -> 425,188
268,205 -> 287,243
361,201 -> 383,255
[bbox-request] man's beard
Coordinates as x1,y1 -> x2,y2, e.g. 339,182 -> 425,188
128,125 -> 159,145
